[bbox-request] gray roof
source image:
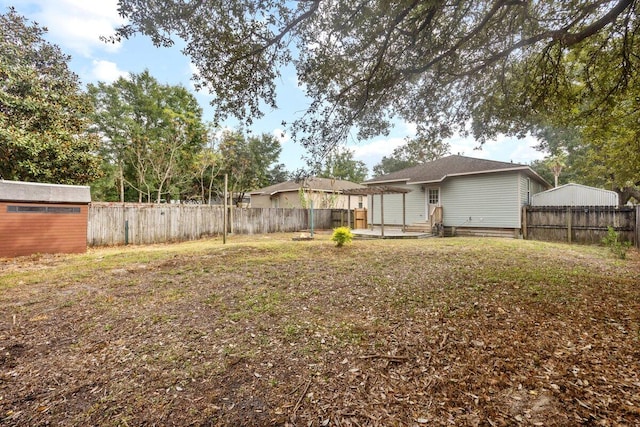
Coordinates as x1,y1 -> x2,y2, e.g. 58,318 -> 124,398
250,177 -> 365,195
365,155 -> 549,186
0,180 -> 91,203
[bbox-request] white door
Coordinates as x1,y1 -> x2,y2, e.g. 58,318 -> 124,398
426,188 -> 440,222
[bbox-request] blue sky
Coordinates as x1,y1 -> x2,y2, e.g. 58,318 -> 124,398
3,0 -> 546,176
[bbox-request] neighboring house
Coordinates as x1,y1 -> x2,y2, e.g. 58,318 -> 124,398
530,183 -> 619,206
249,177 -> 367,209
363,155 -> 551,237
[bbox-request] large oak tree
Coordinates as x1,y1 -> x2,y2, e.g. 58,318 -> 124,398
0,8 -> 101,184
112,1 -> 638,142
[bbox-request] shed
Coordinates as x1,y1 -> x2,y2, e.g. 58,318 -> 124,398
0,180 -> 91,257
530,183 -> 618,207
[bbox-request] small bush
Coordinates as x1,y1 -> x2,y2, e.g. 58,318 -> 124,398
602,226 -> 631,259
331,226 -> 354,247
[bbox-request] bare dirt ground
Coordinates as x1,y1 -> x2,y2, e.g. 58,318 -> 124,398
1,235 -> 639,426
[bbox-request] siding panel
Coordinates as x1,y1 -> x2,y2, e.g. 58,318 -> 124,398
441,173 -> 521,228
369,184 -> 424,225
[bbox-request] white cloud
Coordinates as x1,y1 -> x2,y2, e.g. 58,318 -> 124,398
348,137 -> 406,172
273,128 -> 290,144
401,121 -> 418,136
350,137 -> 405,160
91,60 -> 129,83
447,134 -> 545,164
21,0 -> 126,57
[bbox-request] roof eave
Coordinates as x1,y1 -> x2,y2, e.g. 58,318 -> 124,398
411,166 -> 544,185
363,178 -> 410,185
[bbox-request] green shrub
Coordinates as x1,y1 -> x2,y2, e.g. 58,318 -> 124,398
331,226 -> 354,247
602,226 -> 631,259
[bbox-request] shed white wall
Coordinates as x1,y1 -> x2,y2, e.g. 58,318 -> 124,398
368,184 -> 424,225
530,183 -> 618,206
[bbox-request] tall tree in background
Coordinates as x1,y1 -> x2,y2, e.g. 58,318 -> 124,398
373,137 -> 450,176
112,1 -> 639,165
0,8 -> 101,184
89,71 -> 207,202
217,130 -> 282,205
193,124 -> 222,204
529,63 -> 640,204
319,147 -> 368,183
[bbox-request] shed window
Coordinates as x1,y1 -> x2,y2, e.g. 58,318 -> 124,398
7,206 -> 80,214
358,196 -> 363,208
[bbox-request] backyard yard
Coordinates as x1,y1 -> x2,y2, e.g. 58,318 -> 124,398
1,234 -> 639,426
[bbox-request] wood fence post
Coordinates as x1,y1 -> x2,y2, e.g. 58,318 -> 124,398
636,205 -> 640,249
522,206 -> 528,240
567,206 -> 572,244
223,174 -> 227,244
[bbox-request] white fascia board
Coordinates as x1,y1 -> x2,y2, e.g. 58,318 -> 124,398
363,178 -> 410,185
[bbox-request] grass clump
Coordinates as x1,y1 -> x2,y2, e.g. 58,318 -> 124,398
331,226 -> 354,247
602,226 -> 632,259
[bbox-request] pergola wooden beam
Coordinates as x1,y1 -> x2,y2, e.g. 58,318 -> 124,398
342,186 -> 411,235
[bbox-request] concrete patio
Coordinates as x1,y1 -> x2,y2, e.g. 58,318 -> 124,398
351,227 -> 432,239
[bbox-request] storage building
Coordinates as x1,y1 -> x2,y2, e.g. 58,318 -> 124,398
0,180 -> 91,257
530,183 -> 618,207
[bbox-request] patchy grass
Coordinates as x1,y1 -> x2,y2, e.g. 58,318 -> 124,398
1,235 -> 639,426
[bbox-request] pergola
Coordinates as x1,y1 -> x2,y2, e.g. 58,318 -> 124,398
341,186 -> 412,237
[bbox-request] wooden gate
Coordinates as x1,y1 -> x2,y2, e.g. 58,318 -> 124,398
354,208 -> 368,229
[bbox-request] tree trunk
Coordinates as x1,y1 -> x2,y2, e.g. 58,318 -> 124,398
615,185 -> 640,206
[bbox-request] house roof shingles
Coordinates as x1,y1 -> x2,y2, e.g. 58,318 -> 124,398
365,155 -> 547,186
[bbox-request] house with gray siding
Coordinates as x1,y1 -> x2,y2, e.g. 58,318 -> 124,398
363,155 -> 550,237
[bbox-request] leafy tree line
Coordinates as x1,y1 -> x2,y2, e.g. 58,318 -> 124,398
0,9 -> 290,203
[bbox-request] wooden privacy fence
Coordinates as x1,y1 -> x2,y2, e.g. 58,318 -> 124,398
88,203 -> 334,246
330,209 -> 369,229
523,205 -> 639,247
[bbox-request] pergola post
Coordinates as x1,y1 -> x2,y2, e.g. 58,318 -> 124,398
370,195 -> 374,230
341,186 -> 410,237
380,191 -> 385,238
347,195 -> 351,228
402,193 -> 406,232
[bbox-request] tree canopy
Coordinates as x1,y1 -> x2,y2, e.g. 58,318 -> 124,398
88,70 -> 207,202
216,129 -> 283,205
113,1 -> 639,156
318,147 -> 368,183
0,8 -> 101,184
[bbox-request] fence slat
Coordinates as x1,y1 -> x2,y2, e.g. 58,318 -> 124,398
87,204 -> 338,246
525,206 -> 636,245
